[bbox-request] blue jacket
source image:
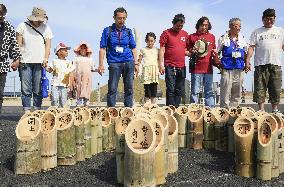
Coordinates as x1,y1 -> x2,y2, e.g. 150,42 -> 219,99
100,23 -> 136,63
221,40 -> 245,70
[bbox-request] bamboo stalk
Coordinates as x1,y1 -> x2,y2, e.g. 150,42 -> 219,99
90,108 -> 98,155
15,116 -> 42,174
188,109 -> 204,149
174,106 -> 188,148
96,109 -> 103,153
228,107 -> 238,152
121,107 -> 134,118
101,108 -> 111,151
167,114 -> 178,174
81,107 -> 92,159
73,110 -> 85,161
234,117 -> 255,177
40,112 -> 57,170
203,109 -> 216,150
115,117 -> 131,184
108,107 -> 119,151
124,118 -> 156,187
213,108 -> 229,152
56,111 -> 76,166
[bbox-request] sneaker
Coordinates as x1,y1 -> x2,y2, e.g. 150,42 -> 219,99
272,109 -> 284,117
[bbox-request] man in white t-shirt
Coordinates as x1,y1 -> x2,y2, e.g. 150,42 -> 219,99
246,8 -> 284,113
16,7 -> 53,112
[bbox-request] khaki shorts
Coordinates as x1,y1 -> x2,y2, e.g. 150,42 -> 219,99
253,64 -> 282,104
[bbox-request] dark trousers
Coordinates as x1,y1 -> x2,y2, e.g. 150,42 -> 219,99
165,66 -> 185,108
0,72 -> 7,110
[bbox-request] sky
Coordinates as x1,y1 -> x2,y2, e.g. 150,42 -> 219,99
2,0 -> 284,92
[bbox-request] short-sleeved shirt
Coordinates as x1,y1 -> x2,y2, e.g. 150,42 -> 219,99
100,23 -> 136,63
50,59 -> 75,87
249,26 -> 284,67
140,47 -> 159,84
0,20 -> 21,73
188,32 -> 216,74
159,29 -> 188,68
16,21 -> 53,63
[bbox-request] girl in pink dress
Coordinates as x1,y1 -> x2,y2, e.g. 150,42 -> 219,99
73,41 -> 97,106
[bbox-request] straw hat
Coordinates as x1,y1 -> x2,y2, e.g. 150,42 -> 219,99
27,7 -> 48,22
194,39 -> 209,57
74,41 -> 93,56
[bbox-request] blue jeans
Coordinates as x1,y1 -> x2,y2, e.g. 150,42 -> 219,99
107,62 -> 134,107
190,73 -> 215,107
165,66 -> 185,108
19,63 -> 43,110
51,86 -> 67,108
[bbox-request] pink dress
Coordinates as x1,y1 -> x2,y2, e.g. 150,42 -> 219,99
73,56 -> 94,100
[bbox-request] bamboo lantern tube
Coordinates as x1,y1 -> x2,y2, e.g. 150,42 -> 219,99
133,104 -> 142,113
73,110 -> 85,161
115,117 -> 131,184
101,108 -> 111,151
174,106 -> 189,148
169,105 -> 176,114
32,110 -> 46,119
90,108 -> 98,155
80,107 -> 92,159
234,117 -> 255,178
108,107 -> 119,150
152,113 -> 169,177
257,120 -> 272,181
134,111 -> 151,120
272,114 -> 284,174
124,118 -> 156,187
20,111 -> 32,121
56,111 -> 76,166
188,109 -> 204,149
167,114 -> 178,174
96,109 -> 103,153
265,114 -> 279,178
228,107 -> 238,153
40,112 -> 57,170
15,116 -> 42,174
47,107 -> 59,116
151,118 -> 166,185
240,108 -> 255,118
162,106 -> 173,116
121,107 -> 134,118
213,108 -> 229,152
203,109 -> 216,150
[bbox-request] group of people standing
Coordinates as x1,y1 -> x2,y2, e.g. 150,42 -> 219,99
0,4 -> 283,114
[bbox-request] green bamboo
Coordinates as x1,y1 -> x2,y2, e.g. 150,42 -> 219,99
174,106 -> 188,148
187,109 -> 203,149
203,110 -> 216,149
214,108 -> 229,152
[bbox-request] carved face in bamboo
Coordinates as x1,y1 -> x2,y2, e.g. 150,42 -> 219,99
108,107 -> 118,119
101,109 -> 110,127
80,108 -> 90,123
259,122 -> 271,144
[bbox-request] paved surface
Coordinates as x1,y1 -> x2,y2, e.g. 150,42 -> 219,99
1,106 -> 284,186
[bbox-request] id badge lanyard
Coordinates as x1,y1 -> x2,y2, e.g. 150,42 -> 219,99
116,29 -> 122,46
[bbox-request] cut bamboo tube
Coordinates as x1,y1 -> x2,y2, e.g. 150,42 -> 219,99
124,118 -> 156,187
152,113 -> 169,178
135,112 -> 151,119
167,114 -> 178,174
240,108 -> 255,118
96,109 -> 103,153
20,111 -> 32,121
56,111 -> 76,166
121,107 -> 134,118
133,104 -> 142,113
174,106 -> 188,148
272,114 -> 284,174
15,116 -> 42,174
32,110 -> 46,119
47,106 -> 59,116
80,107 -> 92,159
90,108 -> 98,155
115,116 -> 131,184
234,117 -> 255,177
256,115 -> 273,181
228,107 -> 238,153
162,106 -> 174,116
101,108 -> 111,151
108,107 -> 119,151
151,118 -> 166,185
203,109 -> 216,150
188,109 -> 204,149
40,112 -> 57,170
213,108 -> 229,152
168,105 -> 176,114
73,110 -> 85,161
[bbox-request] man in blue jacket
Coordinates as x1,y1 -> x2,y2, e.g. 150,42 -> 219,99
98,7 -> 137,107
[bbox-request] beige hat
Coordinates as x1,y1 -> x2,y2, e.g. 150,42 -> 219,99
27,7 -> 48,22
194,39 -> 209,58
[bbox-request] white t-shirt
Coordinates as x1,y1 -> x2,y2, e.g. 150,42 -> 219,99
50,59 -> 75,87
16,22 -> 53,63
249,26 -> 284,66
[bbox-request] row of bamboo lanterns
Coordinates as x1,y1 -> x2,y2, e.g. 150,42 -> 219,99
14,103 -> 179,186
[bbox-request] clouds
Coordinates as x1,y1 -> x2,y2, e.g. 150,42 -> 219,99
207,0 -> 225,6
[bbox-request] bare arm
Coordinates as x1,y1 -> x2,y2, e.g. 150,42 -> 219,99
138,54 -> 143,65
159,47 -> 165,75
244,45 -> 255,73
43,38 -> 51,67
132,48 -> 137,63
98,48 -> 106,75
16,32 -> 23,48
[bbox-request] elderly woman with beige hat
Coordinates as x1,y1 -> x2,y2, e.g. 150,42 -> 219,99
16,7 -> 53,112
